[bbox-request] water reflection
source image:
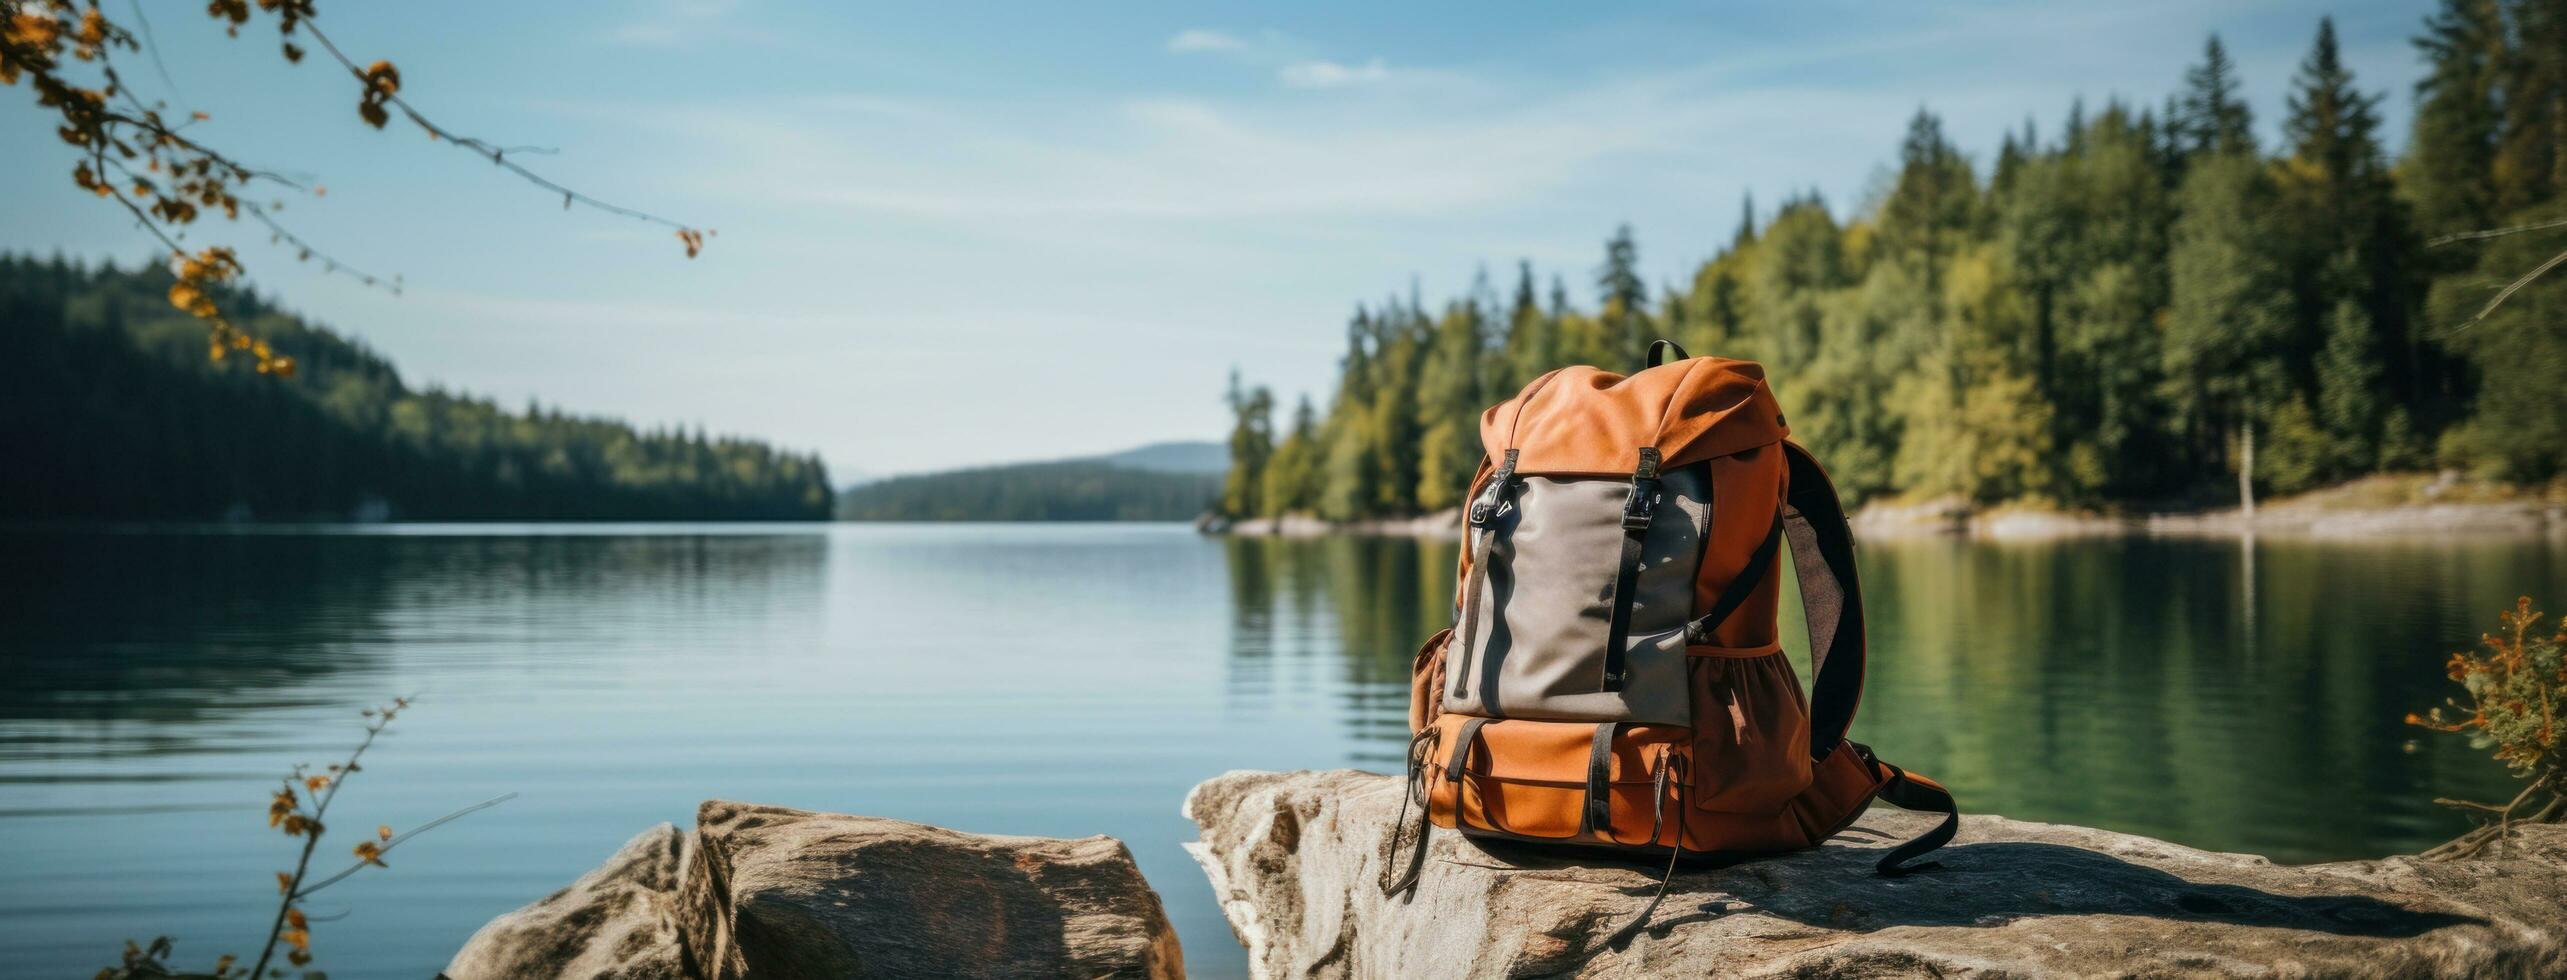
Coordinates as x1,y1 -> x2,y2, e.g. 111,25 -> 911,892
0,527 -> 833,979
0,524 -> 2555,980
1219,531 -> 2556,862
1,530 -> 830,730
1223,535 -> 1456,764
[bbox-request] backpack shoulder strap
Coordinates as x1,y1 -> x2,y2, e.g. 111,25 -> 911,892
1779,441 -> 1864,756
1778,443 -> 1960,875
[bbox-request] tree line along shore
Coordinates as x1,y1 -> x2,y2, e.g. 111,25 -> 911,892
0,256 -> 834,522
1216,9 -> 2567,528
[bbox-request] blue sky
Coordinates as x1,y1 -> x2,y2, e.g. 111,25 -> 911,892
3,0 -> 2432,478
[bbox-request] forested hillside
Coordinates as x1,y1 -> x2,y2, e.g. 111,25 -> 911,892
0,257 -> 833,521
835,444 -> 1220,521
1219,8 -> 2567,520
836,458 -> 1218,521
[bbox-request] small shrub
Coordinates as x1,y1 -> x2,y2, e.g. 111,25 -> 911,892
95,698 -> 510,979
2409,597 -> 2566,859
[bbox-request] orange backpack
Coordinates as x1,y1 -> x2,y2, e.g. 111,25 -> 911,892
1387,341 -> 1956,942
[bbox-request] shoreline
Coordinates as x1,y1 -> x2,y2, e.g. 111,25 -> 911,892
1205,474 -> 2567,542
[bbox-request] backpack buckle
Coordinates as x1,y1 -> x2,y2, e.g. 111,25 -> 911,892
1621,448 -> 1661,531
1470,449 -> 1520,527
1621,484 -> 1657,530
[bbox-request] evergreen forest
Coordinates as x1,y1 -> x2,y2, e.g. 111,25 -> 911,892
1,256 -> 834,521
1219,8 -> 2567,520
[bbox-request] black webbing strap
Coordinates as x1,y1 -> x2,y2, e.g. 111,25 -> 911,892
1860,745 -> 1958,877
1682,512 -> 1785,644
1782,444 -> 1866,756
1381,728 -> 1439,899
1450,451 -> 1518,702
1603,754 -> 1686,950
1599,448 -> 1661,691
1582,722 -> 1617,836
1444,717 -> 1488,783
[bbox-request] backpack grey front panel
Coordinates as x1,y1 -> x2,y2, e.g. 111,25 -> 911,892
1443,465 -> 1710,726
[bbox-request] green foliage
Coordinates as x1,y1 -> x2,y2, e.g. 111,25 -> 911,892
2410,597 -> 2565,858
2258,397 -> 2333,495
2163,151 -> 2293,474
2177,35 -> 2257,156
1260,397 -> 1324,517
2414,598 -> 2567,780
2433,201 -> 2567,480
2407,0 -> 2507,237
2491,0 -> 2566,214
0,256 -> 830,521
1221,370 -> 1275,518
1221,9 -> 2566,519
837,461 -> 1218,521
1595,224 -> 1650,368
1414,297 -> 1488,513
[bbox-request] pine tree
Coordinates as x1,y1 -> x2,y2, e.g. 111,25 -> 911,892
1221,5 -> 2562,520
1261,395 -> 1321,517
2493,0 -> 2566,212
2280,17 -> 2418,469
1416,298 -> 1488,510
1878,110 -> 1979,307
1364,302 -> 1429,514
2178,34 -> 2256,157
1596,224 -> 1649,368
2409,0 -> 2506,236
1319,311 -> 1378,521
1500,261 -> 1556,389
1994,126 -> 2028,194
2286,21 -> 2389,184
1220,370 -> 1275,518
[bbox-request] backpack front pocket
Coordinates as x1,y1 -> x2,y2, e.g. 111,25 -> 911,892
1424,713 -> 1686,845
1442,467 -> 1712,727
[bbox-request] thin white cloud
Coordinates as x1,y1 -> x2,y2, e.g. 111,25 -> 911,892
578,69 -> 1914,228
1278,58 -> 1391,89
605,0 -> 766,48
1167,28 -> 1246,54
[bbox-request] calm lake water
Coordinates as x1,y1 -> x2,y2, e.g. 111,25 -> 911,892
1,523 -> 2558,979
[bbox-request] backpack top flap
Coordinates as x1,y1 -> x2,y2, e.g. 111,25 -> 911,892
1478,358 -> 1788,476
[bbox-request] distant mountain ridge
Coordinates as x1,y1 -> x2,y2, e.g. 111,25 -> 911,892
835,440 -> 1224,521
1085,440 -> 1227,474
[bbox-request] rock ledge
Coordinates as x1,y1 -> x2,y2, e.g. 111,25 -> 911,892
447,800 -> 1183,980
1185,769 -> 2567,978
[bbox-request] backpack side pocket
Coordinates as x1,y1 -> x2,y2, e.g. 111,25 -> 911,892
1686,649 -> 1813,812
1409,628 -> 1452,735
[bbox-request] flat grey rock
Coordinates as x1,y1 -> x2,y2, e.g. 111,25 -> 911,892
450,801 -> 1183,980
1185,769 -> 2567,978
675,800 -> 1183,980
444,823 -> 691,980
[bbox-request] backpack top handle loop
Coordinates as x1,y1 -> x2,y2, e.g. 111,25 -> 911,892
1644,339 -> 1689,369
